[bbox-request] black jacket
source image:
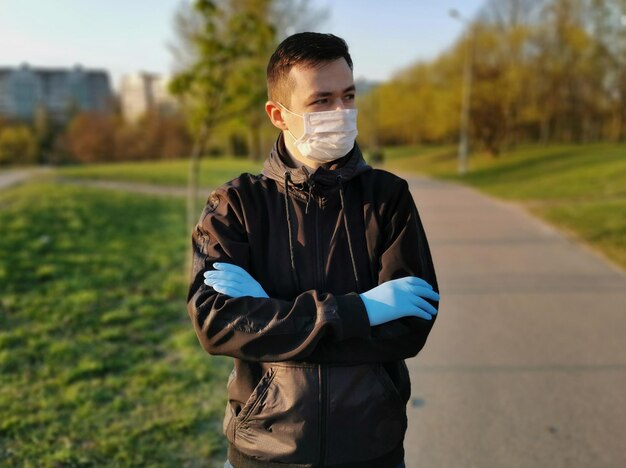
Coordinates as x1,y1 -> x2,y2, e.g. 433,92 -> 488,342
187,133 -> 439,467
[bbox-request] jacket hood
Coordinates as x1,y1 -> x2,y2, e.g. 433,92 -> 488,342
261,132 -> 372,192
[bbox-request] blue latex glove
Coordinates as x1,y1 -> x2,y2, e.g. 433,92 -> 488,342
203,262 -> 269,298
359,277 -> 440,326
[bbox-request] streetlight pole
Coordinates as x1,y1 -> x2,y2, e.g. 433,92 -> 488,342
449,9 -> 473,175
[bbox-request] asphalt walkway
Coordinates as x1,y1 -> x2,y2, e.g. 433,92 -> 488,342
400,172 -> 626,468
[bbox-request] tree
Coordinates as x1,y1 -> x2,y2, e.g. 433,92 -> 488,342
33,105 -> 54,164
65,112 -> 117,163
588,0 -> 626,140
357,0 -> 625,153
478,0 -> 542,149
169,0 -> 276,241
167,0 -> 328,246
0,126 -> 38,166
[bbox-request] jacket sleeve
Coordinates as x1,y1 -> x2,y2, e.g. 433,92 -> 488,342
305,178 -> 439,364
186,186 -> 372,363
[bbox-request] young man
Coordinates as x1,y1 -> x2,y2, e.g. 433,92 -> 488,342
187,32 -> 440,468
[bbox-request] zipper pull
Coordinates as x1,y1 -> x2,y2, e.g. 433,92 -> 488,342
305,181 -> 315,214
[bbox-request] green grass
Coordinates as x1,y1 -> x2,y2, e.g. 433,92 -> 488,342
380,144 -> 459,176
0,182 -> 231,466
382,144 -> 457,162
383,142 -> 626,271
383,143 -> 626,199
533,199 -> 626,269
49,147 -> 452,189
57,157 -> 264,187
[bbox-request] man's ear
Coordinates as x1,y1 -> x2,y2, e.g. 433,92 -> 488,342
265,101 -> 288,131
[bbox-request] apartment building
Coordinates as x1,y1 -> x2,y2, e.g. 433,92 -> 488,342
0,63 -> 113,123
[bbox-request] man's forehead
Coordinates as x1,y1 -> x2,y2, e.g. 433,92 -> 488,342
287,59 -> 354,97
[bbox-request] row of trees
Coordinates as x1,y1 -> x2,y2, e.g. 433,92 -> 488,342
166,0 -> 626,162
62,113 -> 192,163
6,0 -> 622,166
358,0 -> 626,155
0,109 -> 194,166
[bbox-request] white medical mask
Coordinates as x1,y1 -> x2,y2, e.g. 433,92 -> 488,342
278,102 -> 358,162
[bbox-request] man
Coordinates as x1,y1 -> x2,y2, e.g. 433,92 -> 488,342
187,32 -> 440,468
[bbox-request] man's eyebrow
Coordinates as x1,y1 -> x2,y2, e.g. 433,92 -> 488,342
306,85 -> 356,101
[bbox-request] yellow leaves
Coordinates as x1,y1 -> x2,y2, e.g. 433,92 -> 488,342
564,24 -> 593,51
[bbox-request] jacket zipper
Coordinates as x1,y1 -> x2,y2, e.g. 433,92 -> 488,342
319,362 -> 327,466
315,195 -> 328,466
315,195 -> 324,290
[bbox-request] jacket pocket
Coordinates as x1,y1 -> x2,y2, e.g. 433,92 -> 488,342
235,366 -> 277,427
233,363 -> 321,463
374,362 -> 406,410
224,365 -> 274,444
326,363 -> 407,465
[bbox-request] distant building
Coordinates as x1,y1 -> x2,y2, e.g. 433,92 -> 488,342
0,63 -> 113,123
118,71 -> 178,124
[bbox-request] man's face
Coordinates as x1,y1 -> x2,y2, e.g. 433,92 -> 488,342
265,56 -> 356,168
281,57 -> 356,139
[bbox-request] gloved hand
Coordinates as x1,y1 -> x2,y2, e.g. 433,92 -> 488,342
359,277 -> 439,326
203,262 -> 269,299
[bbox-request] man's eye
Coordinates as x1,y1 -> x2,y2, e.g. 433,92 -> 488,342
345,94 -> 355,100
313,98 -> 328,104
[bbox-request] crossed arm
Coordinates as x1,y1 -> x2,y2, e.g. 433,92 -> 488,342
187,179 -> 440,364
204,262 -> 439,325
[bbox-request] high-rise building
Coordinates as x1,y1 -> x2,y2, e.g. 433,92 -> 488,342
0,63 -> 113,123
118,71 -> 178,124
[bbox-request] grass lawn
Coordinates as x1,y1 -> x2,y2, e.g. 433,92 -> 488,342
383,142 -> 626,271
0,182 -> 231,466
56,157 -> 264,188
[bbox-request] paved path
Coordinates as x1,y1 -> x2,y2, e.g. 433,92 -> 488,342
400,172 -> 626,468
0,167 -> 52,190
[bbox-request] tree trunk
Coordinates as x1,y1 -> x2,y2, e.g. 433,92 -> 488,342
185,122 -> 210,281
249,122 -> 262,162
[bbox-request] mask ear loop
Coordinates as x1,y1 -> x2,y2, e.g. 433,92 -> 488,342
276,101 -> 303,117
276,101 -> 305,144
285,128 -> 300,144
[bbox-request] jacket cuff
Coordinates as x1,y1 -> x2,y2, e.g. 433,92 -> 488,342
335,293 -> 371,340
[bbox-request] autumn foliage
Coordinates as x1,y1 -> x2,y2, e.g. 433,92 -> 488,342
63,112 -> 192,164
358,0 -> 626,155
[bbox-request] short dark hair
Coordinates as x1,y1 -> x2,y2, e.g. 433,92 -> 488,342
266,32 -> 353,105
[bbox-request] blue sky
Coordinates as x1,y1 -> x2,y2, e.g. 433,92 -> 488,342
0,0 -> 484,89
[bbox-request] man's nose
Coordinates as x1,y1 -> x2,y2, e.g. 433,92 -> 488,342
333,99 -> 346,110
